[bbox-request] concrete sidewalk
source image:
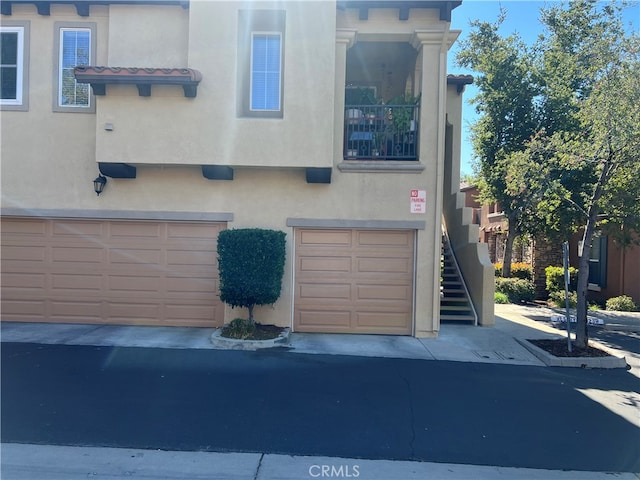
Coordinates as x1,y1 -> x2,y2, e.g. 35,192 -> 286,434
1,303 -> 636,367
2,443 -> 637,480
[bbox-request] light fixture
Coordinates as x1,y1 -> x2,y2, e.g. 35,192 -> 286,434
93,175 -> 107,196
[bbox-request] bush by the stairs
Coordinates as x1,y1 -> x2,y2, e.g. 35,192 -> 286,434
495,278 -> 536,304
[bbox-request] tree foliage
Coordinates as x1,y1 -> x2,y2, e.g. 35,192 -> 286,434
456,0 -> 640,347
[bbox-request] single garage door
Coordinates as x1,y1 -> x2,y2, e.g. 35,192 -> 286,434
294,228 -> 414,335
1,217 -> 225,327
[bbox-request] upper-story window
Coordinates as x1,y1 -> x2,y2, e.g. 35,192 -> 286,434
250,32 -> 282,112
237,10 -> 285,118
53,22 -> 96,113
1,21 -> 29,111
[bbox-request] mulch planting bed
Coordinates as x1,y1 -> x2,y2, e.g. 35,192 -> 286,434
529,338 -> 612,358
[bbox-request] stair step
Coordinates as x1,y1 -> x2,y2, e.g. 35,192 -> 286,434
440,305 -> 472,311
440,314 -> 476,322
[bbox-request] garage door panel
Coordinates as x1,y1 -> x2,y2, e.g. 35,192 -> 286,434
2,299 -> 47,318
299,256 -> 352,274
299,229 -> 352,246
108,302 -> 160,321
166,249 -> 216,267
53,221 -> 104,238
166,275 -> 217,294
294,228 -> 414,335
357,230 -> 413,247
355,311 -> 411,330
109,248 -> 162,265
3,245 -> 46,262
51,273 -> 103,292
357,257 -> 412,274
1,218 -> 225,327
298,282 -> 351,300
52,246 -> 104,263
356,284 -> 412,301
296,309 -> 352,329
50,300 -> 103,319
110,222 -> 161,239
167,223 -> 223,240
1,273 -> 46,290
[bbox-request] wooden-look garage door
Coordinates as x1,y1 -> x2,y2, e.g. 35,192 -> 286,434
1,217 -> 225,327
294,229 -> 414,335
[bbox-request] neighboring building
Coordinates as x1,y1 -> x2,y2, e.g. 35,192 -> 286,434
1,0 -> 493,337
459,186 -> 638,304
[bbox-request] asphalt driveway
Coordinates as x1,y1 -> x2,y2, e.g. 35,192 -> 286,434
2,342 -> 639,473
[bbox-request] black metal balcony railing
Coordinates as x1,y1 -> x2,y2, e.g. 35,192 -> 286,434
344,103 -> 419,160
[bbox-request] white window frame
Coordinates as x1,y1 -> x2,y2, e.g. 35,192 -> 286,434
53,22 -> 96,113
249,31 -> 282,112
1,22 -> 29,111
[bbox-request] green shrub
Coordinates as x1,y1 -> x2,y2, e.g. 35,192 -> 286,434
494,262 -> 533,280
606,295 -> 638,312
495,278 -> 536,304
548,290 -> 577,308
217,228 -> 286,324
545,266 -> 578,293
222,318 -> 255,339
494,292 -> 509,304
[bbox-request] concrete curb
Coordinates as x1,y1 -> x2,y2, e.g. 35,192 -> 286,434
515,338 -> 628,369
210,327 -> 291,351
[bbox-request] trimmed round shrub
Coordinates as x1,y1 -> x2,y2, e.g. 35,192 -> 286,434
606,295 -> 638,312
217,228 -> 286,323
494,292 -> 509,304
495,278 -> 536,304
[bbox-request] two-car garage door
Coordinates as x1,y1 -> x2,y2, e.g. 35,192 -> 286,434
293,228 -> 415,335
2,219 -> 416,334
1,217 -> 226,327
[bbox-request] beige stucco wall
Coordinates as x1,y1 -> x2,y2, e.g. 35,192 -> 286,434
95,1 -> 335,169
444,86 -> 495,326
0,4 -> 108,210
1,2 -> 466,335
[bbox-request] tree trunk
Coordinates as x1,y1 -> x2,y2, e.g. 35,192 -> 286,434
247,304 -> 255,325
502,226 -> 518,277
575,226 -> 593,349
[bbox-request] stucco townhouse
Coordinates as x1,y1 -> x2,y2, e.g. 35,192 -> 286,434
0,0 -> 493,338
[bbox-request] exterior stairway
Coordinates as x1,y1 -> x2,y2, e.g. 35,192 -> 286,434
441,235 -> 477,323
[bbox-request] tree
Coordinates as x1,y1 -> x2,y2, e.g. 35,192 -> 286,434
217,228 -> 286,325
456,11 -> 542,277
457,0 -> 640,348
527,1 -> 640,348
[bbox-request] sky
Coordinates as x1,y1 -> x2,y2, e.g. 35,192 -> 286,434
447,0 -> 640,177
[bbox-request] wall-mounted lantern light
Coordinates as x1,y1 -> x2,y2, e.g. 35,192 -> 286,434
93,175 -> 107,196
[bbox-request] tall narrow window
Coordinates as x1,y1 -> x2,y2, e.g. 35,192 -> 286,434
1,26 -> 24,106
54,22 -> 95,113
59,28 -> 91,107
237,10 -> 285,118
250,33 -> 281,112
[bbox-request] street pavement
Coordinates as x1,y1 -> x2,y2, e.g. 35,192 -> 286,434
1,304 -> 639,479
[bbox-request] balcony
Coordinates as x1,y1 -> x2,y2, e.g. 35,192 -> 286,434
344,102 -> 419,161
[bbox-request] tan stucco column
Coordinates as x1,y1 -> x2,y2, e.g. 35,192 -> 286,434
334,29 -> 357,165
411,29 -> 459,337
